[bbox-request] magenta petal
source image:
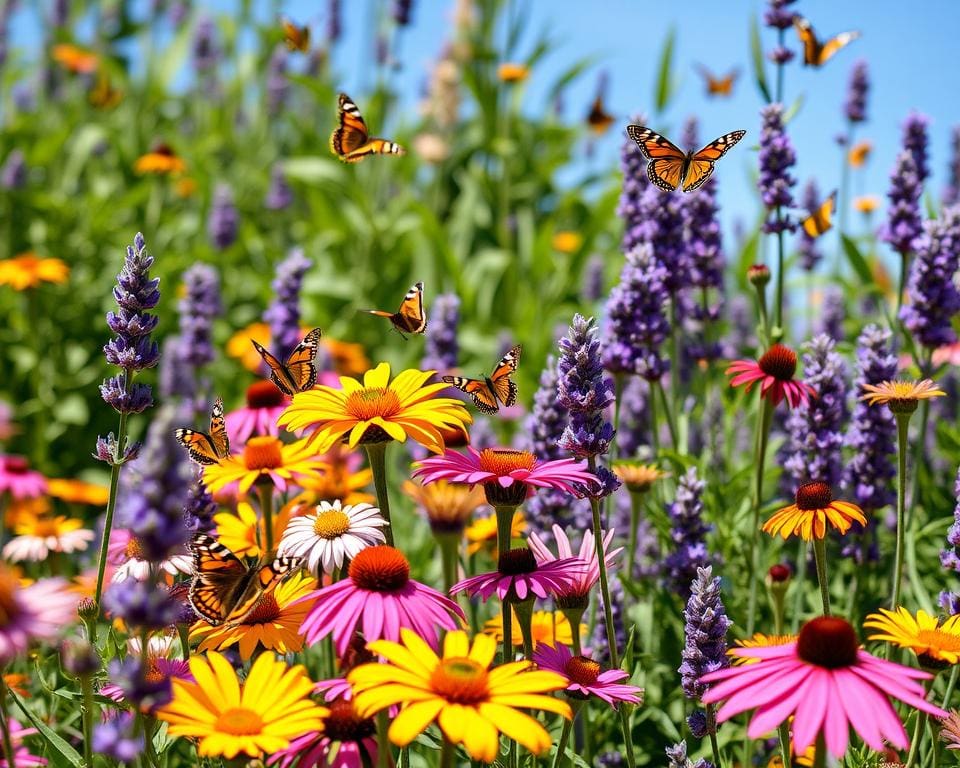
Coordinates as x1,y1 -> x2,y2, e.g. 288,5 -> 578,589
791,669 -> 829,754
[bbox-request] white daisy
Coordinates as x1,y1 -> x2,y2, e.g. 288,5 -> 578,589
2,516 -> 94,562
278,500 -> 388,574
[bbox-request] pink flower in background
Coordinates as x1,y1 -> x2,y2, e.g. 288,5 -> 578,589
451,546 -> 585,602
107,529 -> 191,583
726,344 -> 815,408
0,571 -> 77,664
0,455 -> 46,499
534,643 -> 643,708
225,380 -> 288,444
528,524 -> 621,601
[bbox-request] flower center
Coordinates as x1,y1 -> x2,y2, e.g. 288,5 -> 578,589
243,594 -> 281,624
477,449 -> 536,476
3,456 -> 29,474
757,344 -> 798,382
243,437 -> 283,470
917,629 -> 960,653
796,616 -> 858,668
0,568 -> 22,628
344,387 -> 402,421
214,707 -> 263,736
429,658 -> 490,704
795,481 -> 832,511
246,380 -> 285,409
31,518 -> 60,537
324,700 -> 377,742
349,546 -> 410,592
497,547 -> 538,575
125,536 -> 145,560
313,510 -> 351,539
565,656 -> 601,687
144,657 -> 164,685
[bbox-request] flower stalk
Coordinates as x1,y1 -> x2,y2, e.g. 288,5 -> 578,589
746,397 -> 775,634
892,411 -> 912,610
365,442 -> 394,546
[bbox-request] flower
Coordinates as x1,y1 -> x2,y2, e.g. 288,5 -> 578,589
844,60 -> 869,123
0,568 -> 76,664
729,633 -> 797,664
552,231 -> 583,253
134,144 -> 186,174
278,500 -> 387,573
214,501 -> 291,560
452,545 -> 584,602
663,468 -> 717,599
941,710 -> 960,749
174,262 -> 221,374
265,164 -> 294,210
51,43 -> 98,72
864,608 -> 960,666
94,712 -> 142,763
0,717 -> 44,766
0,456 -> 46,499
208,183 -> 239,250
762,481 -> 867,541
279,363 -> 472,454
902,112 -> 930,184
680,566 -> 731,697
227,322 -> 272,373
349,628 -> 571,762
854,195 -> 880,213
466,509 -> 525,556
46,478 -> 109,506
497,62 -> 529,82
204,436 -> 326,496
402,479 -> 484,534
484,609 -> 577,648
101,637 -> 193,712
269,699 -> 378,768
534,643 -> 642,707
295,447 -> 373,506
613,462 -> 669,493
421,294 -> 460,374
191,571 -> 318,660
0,149 -> 26,191
860,379 -> 946,409
175,177 -> 197,197
528,524 -> 621,607
157,651 -> 329,759
225,381 -> 288,444
726,344 -> 815,408
881,151 -> 923,256
192,15 -> 220,73
297,545 -> 464,654
848,140 -> 873,168
618,112 -> 651,252
2,514 -> 93,561
324,338 -> 371,377
941,468 -> 960,612
702,615 -> 947,756
758,104 -> 797,234
264,249 -> 311,361
0,253 -> 69,291
103,581 -> 180,631
107,529 -> 191,583
945,127 -> 960,208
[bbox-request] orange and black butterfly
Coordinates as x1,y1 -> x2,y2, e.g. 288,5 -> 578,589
586,94 -> 615,134
801,191 -> 837,238
174,398 -> 230,466
251,327 -> 323,397
626,125 -> 746,193
443,345 -> 521,415
361,282 -> 426,339
695,65 -> 740,98
282,18 -> 310,52
793,16 -> 860,67
89,74 -> 122,109
330,93 -> 405,163
189,533 -> 301,626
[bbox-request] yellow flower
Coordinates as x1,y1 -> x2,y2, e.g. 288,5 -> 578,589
278,362 -> 472,454
3,514 -> 94,561
4,497 -> 49,529
295,446 -> 374,506
191,571 -> 317,660
51,44 -> 98,73
402,478 -> 485,534
860,379 -> 946,412
0,254 -> 69,291
551,231 -> 583,254
853,195 -> 880,214
466,510 -> 525,557
847,140 -> 873,168
349,628 -> 571,762
175,177 -> 198,198
156,651 -> 328,759
323,338 -> 371,377
46,478 -> 109,506
762,481 -> 866,541
227,322 -> 272,373
484,609 -> 577,649
729,633 -> 797,665
497,62 -> 529,83
865,607 -> 960,665
134,144 -> 186,175
215,501 -> 292,560
612,462 -> 669,493
203,437 -> 327,496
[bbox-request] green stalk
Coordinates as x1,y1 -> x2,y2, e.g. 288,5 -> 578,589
706,704 -> 723,768
627,491 -> 644,581
364,442 -> 394,546
656,381 -> 678,450
812,733 -> 826,768
906,681 -> 933,768
773,212 -> 786,338
376,710 -> 391,768
258,482 -> 275,553
494,505 -> 519,664
746,397 -> 775,635
551,715 -> 574,768
440,739 -> 455,768
777,722 -> 791,768
178,624 -> 191,660
812,538 -> 831,615
892,411 -> 913,610
561,605 -> 586,656
941,666 -> 959,710
0,676 -> 17,768
838,125 -> 853,243
438,531 -> 459,595
648,378 -> 661,455
513,598 -> 536,660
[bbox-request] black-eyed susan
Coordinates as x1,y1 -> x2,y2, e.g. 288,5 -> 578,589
134,143 -> 186,175
466,509 -> 526,557
762,481 -> 866,541
612,461 -> 669,493
402,478 -> 485,534
483,608 -> 577,649
865,607 -> 960,667
202,436 -> 327,496
860,378 -> 946,413
728,633 -> 798,665
156,651 -> 328,759
0,254 -> 69,291
349,628 -> 572,762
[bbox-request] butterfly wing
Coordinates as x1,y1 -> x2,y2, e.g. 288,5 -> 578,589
343,139 -> 406,163
626,126 -> 687,192
189,534 -> 250,625
442,376 -> 500,415
817,30 -> 860,66
208,397 -> 230,460
714,68 -> 740,96
282,328 -> 323,393
331,93 -> 371,159
394,282 -> 427,335
682,130 -> 747,192
282,20 -> 310,52
793,16 -> 821,66
801,192 -> 837,238
586,96 -> 614,132
251,340 -> 296,396
174,427 -> 223,466
488,345 -> 521,407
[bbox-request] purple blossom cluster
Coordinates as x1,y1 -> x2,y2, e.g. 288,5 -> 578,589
844,60 -> 869,124
617,115 -> 650,253
0,148 -> 25,190
758,104 -> 796,234
192,16 -> 220,74
662,467 -> 716,599
817,286 -> 845,341
945,126 -> 960,208
177,264 -> 221,369
635,184 -> 686,294
764,0 -> 797,65
93,713 -> 143,764
265,164 -> 293,211
902,112 -> 930,184
392,0 -> 414,25
582,254 -> 606,302
264,248 -> 312,359
941,468 -> 960,614
184,476 -> 217,535
266,46 -> 289,116
881,152 -> 923,256
208,183 -> 239,250
327,0 -> 342,42
421,294 -> 460,373
797,180 -> 823,271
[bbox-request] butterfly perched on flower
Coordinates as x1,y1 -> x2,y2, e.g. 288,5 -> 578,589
330,93 -> 405,163
282,18 -> 310,52
586,94 -> 615,134
360,282 -> 426,339
627,125 -> 746,193
251,327 -> 323,397
800,191 -> 837,238
188,533 -> 301,626
695,65 -> 740,97
793,16 -> 860,67
174,398 -> 230,466
443,345 -> 521,415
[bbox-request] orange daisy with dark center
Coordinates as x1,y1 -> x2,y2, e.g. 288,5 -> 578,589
246,380 -> 285,409
762,482 -> 866,541
348,546 -> 410,592
429,658 -> 490,704
757,344 -> 798,382
796,616 -> 858,669
565,656 -> 601,687
795,481 -> 832,511
497,547 -> 538,576
323,700 -> 376,742
243,437 -> 284,470
243,594 -> 282,625
344,388 -> 401,444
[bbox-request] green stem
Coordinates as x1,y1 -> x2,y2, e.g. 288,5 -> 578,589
746,397 -> 775,635
0,677 -> 17,768
376,710 -> 390,768
908,396 -> 932,527
812,733 -> 826,768
494,505 -> 519,664
655,381 -> 678,450
364,442 -> 394,546
440,739 -> 455,768
438,532 -> 459,595
258,482 -> 275,553
892,412 -> 912,610
906,685 -> 932,768
648,378 -> 661,456
706,705 -> 723,768
791,540 -> 808,633
777,722 -> 791,768
838,125 -> 853,243
812,538 -> 831,615
754,280 -> 771,348
561,606 -> 586,656
942,666 -> 959,710
552,715 -> 574,768
513,598 -> 536,660
178,624 -> 191,660
627,491 -> 644,581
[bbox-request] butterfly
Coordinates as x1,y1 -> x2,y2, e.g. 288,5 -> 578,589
251,327 -> 323,397
443,345 -> 521,415
695,65 -> 740,97
793,16 -> 860,67
89,74 -> 122,109
800,191 -> 837,238
282,18 -> 310,52
626,125 -> 746,193
188,534 -> 301,626
586,94 -> 615,134
174,398 -> 230,466
330,93 -> 405,163
360,282 -> 427,339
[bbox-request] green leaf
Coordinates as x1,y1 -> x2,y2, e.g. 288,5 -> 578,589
783,92 -> 805,123
840,233 -> 874,286
654,27 -> 677,114
281,157 -> 342,185
8,688 -> 83,767
749,15 -> 773,103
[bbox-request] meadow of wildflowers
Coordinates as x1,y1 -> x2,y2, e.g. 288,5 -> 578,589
3,1 -> 960,767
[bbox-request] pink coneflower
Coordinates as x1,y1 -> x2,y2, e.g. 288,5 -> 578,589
107,529 -> 192,583
533,643 -> 643,708
2,718 -> 46,767
451,546 -> 585,602
0,568 -> 76,664
3,515 -> 94,562
296,545 -> 464,654
0,455 -> 46,499
225,380 -> 289,444
528,524 -> 621,606
268,699 -> 378,768
101,644 -> 193,713
413,446 -> 597,506
725,344 -> 815,408
701,616 -> 947,757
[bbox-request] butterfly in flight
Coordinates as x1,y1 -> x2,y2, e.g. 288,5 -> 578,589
443,345 -> 521,415
586,94 -> 615,135
188,533 -> 301,626
174,398 -> 230,466
695,65 -> 740,98
282,18 -> 310,52
89,74 -> 122,109
793,16 -> 860,67
360,282 -> 427,339
251,327 -> 323,397
800,191 -> 837,238
330,93 -> 405,163
626,125 -> 746,193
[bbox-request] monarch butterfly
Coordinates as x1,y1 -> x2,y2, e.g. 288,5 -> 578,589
793,16 -> 860,67
360,282 -> 427,339
251,327 -> 323,397
695,65 -> 740,97
443,345 -> 522,415
330,93 -> 405,163
188,534 -> 301,626
586,94 -> 615,134
282,18 -> 310,52
174,398 -> 230,466
800,191 -> 837,238
626,125 -> 746,193
89,74 -> 122,109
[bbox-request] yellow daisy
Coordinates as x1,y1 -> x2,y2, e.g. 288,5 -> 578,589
226,322 -> 272,373
349,628 -> 571,762
134,144 -> 186,175
484,609 -> 578,649
402,478 -> 485,534
203,436 -> 327,496
156,651 -> 328,759
214,501 -> 292,560
0,254 -> 69,291
294,446 -> 374,506
860,379 -> 946,414
853,195 -> 880,214
865,607 -> 960,666
46,478 -> 109,506
729,633 -> 797,665
278,362 -> 472,454
465,510 -> 526,557
762,481 -> 866,541
612,462 -> 670,493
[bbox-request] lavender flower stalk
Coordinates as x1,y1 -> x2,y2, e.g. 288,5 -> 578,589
945,126 -> 960,208
764,0 -> 797,95
208,183 -> 238,250
882,152 -> 923,258
902,112 -> 930,185
0,149 -> 25,190
266,46 -> 288,116
421,293 -> 459,373
817,285 -> 845,341
615,376 -> 649,458
264,248 -> 312,360
264,164 -> 293,211
666,741 -> 714,768
663,467 -> 716,599
618,114 -> 650,253
582,254 -> 605,303
326,0 -> 342,43
192,16 -> 219,75
939,467 -> 960,614
178,264 -> 220,369
392,0 -> 413,25
844,60 -> 869,124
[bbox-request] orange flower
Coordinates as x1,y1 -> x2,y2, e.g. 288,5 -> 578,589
134,144 -> 186,175
51,44 -> 98,74
174,177 -> 198,197
226,322 -> 272,373
848,140 -> 873,168
324,338 -> 371,377
762,482 -> 866,541
497,62 -> 529,83
551,231 -> 583,254
854,195 -> 880,214
0,253 -> 69,291
47,478 -> 109,506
